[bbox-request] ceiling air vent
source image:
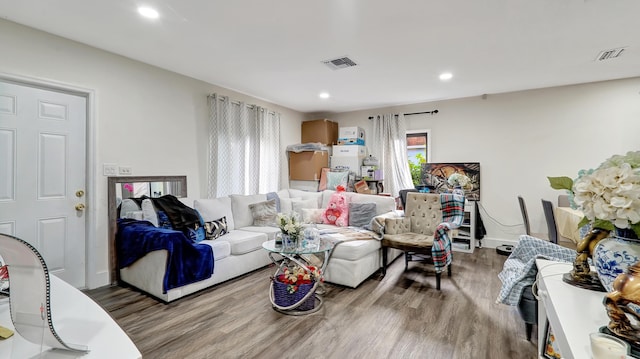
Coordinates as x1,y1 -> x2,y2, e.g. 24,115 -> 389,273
322,56 -> 358,70
595,47 -> 626,61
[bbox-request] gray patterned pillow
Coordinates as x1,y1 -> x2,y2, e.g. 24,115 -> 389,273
249,199 -> 278,226
204,217 -> 228,240
348,202 -> 377,228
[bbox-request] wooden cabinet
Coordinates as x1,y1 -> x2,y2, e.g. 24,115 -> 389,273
451,201 -> 476,253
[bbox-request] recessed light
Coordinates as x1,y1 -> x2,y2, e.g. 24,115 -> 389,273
319,92 -> 330,99
138,6 -> 159,19
439,72 -> 453,81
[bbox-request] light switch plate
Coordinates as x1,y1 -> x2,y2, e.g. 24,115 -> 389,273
103,163 -> 118,176
119,166 -> 132,175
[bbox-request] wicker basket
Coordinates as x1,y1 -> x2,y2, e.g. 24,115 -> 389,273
273,277 -> 315,311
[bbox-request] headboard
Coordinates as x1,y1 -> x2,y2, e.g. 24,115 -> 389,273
107,175 -> 187,284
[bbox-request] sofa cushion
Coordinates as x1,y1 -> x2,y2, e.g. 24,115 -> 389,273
221,229 -> 268,255
241,226 -> 281,241
348,192 -> 396,214
280,197 -> 302,215
203,217 -> 228,240
302,208 -> 324,224
287,189 -> 323,208
249,199 -> 277,226
199,238 -> 231,261
331,239 -> 381,261
230,194 -> 268,229
195,197 -> 235,231
292,198 -> 318,219
349,202 -> 377,227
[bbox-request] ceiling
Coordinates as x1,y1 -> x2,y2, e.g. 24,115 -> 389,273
1,0 -> 639,114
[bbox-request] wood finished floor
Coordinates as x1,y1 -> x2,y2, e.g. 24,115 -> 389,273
86,248 -> 537,359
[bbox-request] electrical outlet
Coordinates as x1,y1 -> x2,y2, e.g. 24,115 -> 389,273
119,166 -> 133,176
103,163 -> 118,176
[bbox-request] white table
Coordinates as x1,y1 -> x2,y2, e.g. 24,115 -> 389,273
535,259 -> 610,359
0,275 -> 141,358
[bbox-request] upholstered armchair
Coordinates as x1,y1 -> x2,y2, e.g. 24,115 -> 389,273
381,192 -> 465,290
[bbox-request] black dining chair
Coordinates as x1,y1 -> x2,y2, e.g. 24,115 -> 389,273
541,199 -> 558,244
518,196 -> 547,239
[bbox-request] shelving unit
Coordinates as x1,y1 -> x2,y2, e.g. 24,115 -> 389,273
451,201 -> 476,253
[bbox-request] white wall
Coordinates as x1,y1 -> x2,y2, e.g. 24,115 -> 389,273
312,78 -> 640,245
0,19 -> 305,288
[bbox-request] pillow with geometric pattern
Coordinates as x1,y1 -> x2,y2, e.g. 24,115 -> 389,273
204,217 -> 228,240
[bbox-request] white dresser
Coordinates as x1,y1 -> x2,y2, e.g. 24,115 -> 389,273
535,259 -> 611,359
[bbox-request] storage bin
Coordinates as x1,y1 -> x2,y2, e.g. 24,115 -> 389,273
337,138 -> 365,146
331,155 -> 365,172
332,145 -> 366,157
339,126 -> 365,140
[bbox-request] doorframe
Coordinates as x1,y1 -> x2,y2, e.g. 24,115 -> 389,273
0,71 -> 98,289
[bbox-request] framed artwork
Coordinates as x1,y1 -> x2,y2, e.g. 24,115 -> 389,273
420,162 -> 481,201
543,319 -> 562,359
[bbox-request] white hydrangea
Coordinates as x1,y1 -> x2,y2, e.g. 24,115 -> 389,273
573,160 -> 640,229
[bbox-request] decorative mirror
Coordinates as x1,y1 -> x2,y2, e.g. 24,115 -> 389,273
107,175 -> 187,283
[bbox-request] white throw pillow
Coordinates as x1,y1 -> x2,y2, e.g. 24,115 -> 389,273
119,199 -> 141,219
194,197 -> 235,231
292,198 -> 318,220
279,197 -> 302,215
302,208 -> 325,224
141,199 -> 159,227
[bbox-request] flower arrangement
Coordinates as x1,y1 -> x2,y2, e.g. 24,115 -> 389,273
276,212 -> 303,239
276,264 -> 322,294
447,173 -> 472,190
548,150 -> 640,238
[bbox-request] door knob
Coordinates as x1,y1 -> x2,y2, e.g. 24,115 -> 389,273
75,203 -> 86,211
76,190 -> 85,197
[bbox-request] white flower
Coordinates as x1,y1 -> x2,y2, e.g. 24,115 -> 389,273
447,173 -> 472,190
559,151 -> 640,237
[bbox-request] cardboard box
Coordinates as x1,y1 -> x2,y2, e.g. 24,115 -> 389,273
337,138 -> 365,146
288,151 -> 329,181
354,180 -> 370,194
330,155 -> 365,172
339,126 -> 365,140
332,145 -> 366,157
302,119 -> 338,145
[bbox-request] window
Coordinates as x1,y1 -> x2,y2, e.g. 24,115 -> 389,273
406,130 -> 431,186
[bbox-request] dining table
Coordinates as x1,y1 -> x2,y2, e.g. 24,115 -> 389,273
555,207 -> 585,244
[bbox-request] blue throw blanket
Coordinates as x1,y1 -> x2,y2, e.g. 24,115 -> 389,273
117,219 -> 214,293
496,235 -> 575,305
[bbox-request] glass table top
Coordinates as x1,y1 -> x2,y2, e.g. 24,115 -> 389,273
262,238 -> 334,254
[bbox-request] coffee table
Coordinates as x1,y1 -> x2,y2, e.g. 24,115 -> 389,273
262,239 -> 334,315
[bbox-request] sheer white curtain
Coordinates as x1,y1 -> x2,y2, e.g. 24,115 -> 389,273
208,94 -> 280,197
371,113 -> 414,196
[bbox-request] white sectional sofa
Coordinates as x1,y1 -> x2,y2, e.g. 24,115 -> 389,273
119,189 -> 401,302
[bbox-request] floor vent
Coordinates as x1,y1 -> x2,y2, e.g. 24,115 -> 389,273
322,56 -> 358,70
595,47 -> 626,61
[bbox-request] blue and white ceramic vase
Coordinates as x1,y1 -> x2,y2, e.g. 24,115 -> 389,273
452,186 -> 464,197
594,227 -> 640,292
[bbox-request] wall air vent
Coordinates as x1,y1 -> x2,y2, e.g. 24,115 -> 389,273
595,47 -> 626,61
322,56 -> 358,70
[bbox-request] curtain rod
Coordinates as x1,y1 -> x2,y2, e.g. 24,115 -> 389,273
368,110 -> 438,120
209,94 -> 277,116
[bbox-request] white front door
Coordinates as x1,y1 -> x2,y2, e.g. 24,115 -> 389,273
0,79 -> 87,288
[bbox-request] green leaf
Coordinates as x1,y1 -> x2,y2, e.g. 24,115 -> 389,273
631,222 -> 640,239
592,219 -> 614,232
577,217 -> 590,229
548,176 -> 573,191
